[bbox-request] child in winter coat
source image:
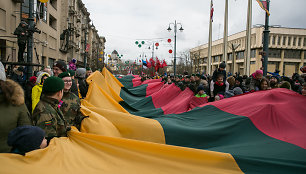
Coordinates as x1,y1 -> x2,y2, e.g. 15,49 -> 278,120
210,62 -> 229,96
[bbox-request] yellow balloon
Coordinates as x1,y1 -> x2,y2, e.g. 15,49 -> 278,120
39,0 -> 49,3
108,55 -> 111,58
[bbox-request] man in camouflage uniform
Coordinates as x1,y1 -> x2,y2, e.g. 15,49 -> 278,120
33,76 -> 69,143
59,71 -> 85,129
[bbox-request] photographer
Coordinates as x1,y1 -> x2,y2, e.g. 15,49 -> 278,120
14,21 -> 29,63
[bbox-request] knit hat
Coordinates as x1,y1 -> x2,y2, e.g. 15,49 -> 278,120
42,76 -> 64,93
29,76 -> 37,84
68,69 -> 75,76
7,126 -> 45,154
219,62 -> 226,69
236,76 -> 243,84
17,66 -> 24,72
197,85 -> 205,93
233,87 -> 243,95
255,70 -> 263,76
58,71 -> 71,79
53,60 -> 67,72
0,61 -> 6,81
75,68 -> 86,79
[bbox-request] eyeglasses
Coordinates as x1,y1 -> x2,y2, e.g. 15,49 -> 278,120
63,80 -> 72,83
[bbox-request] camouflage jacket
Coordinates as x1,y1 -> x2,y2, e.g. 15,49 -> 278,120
61,91 -> 83,128
33,96 -> 68,139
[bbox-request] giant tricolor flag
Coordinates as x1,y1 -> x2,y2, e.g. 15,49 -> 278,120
0,68 -> 305,174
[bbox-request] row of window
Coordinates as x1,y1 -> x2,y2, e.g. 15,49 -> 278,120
270,34 -> 306,47
194,49 -> 304,63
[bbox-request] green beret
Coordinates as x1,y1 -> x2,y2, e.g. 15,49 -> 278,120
191,74 -> 195,76
196,74 -> 201,77
68,70 -> 75,76
42,76 -> 64,93
86,67 -> 92,71
58,71 -> 72,79
186,75 -> 191,78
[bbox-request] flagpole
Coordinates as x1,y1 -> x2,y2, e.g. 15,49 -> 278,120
263,0 -> 270,76
244,0 -> 252,76
207,0 -> 213,75
223,0 -> 228,66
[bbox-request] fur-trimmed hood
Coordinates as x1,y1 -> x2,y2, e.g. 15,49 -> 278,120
0,79 -> 25,106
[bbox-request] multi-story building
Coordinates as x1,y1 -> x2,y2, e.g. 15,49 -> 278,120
0,0 -> 106,71
190,27 -> 306,76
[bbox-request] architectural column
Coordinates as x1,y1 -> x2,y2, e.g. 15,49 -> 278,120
300,51 -> 305,74
279,49 -> 285,75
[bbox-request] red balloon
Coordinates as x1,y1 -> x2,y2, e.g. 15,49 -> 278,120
168,39 -> 172,43
169,49 -> 173,54
155,43 -> 159,47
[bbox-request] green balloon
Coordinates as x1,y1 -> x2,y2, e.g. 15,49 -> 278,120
135,41 -> 139,45
141,41 -> 145,44
138,44 -> 142,48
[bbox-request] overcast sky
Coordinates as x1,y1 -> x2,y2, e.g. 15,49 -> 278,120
82,0 -> 306,63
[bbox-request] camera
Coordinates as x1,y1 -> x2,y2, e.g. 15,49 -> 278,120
27,24 -> 41,34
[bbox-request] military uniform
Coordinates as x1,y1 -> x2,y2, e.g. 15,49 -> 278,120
33,95 -> 68,140
61,91 -> 84,129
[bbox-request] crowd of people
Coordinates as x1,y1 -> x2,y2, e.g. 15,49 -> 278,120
141,62 -> 306,102
0,60 -> 93,155
0,59 -> 305,155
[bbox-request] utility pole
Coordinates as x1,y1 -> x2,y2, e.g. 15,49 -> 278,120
244,0 -> 252,76
223,0 -> 228,66
27,0 -> 34,79
263,0 -> 270,76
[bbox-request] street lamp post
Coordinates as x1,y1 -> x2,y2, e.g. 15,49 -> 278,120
167,20 -> 183,76
84,28 -> 88,68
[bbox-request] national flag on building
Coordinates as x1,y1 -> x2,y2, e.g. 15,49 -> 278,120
256,0 -> 270,16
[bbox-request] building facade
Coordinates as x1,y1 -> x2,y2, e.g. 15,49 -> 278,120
190,27 -> 306,76
0,0 -> 106,71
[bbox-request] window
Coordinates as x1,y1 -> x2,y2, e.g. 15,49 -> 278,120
237,51 -> 244,59
272,35 -> 276,45
49,14 -> 57,30
283,36 -> 286,46
228,53 -> 232,60
284,50 -> 301,59
304,38 -> 306,47
298,38 -> 301,46
277,36 -> 281,45
0,9 -> 5,31
48,58 -> 55,67
50,0 -> 57,10
21,0 -> 29,20
288,37 -> 291,46
268,49 -> 281,58
251,49 -> 256,58
38,1 -> 47,22
204,57 -> 207,63
293,37 -> 296,46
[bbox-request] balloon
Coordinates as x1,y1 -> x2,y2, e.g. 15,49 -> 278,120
169,49 -> 173,54
138,44 -> 142,48
155,43 -> 159,47
141,41 -> 145,44
135,41 -> 139,45
168,39 -> 172,43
